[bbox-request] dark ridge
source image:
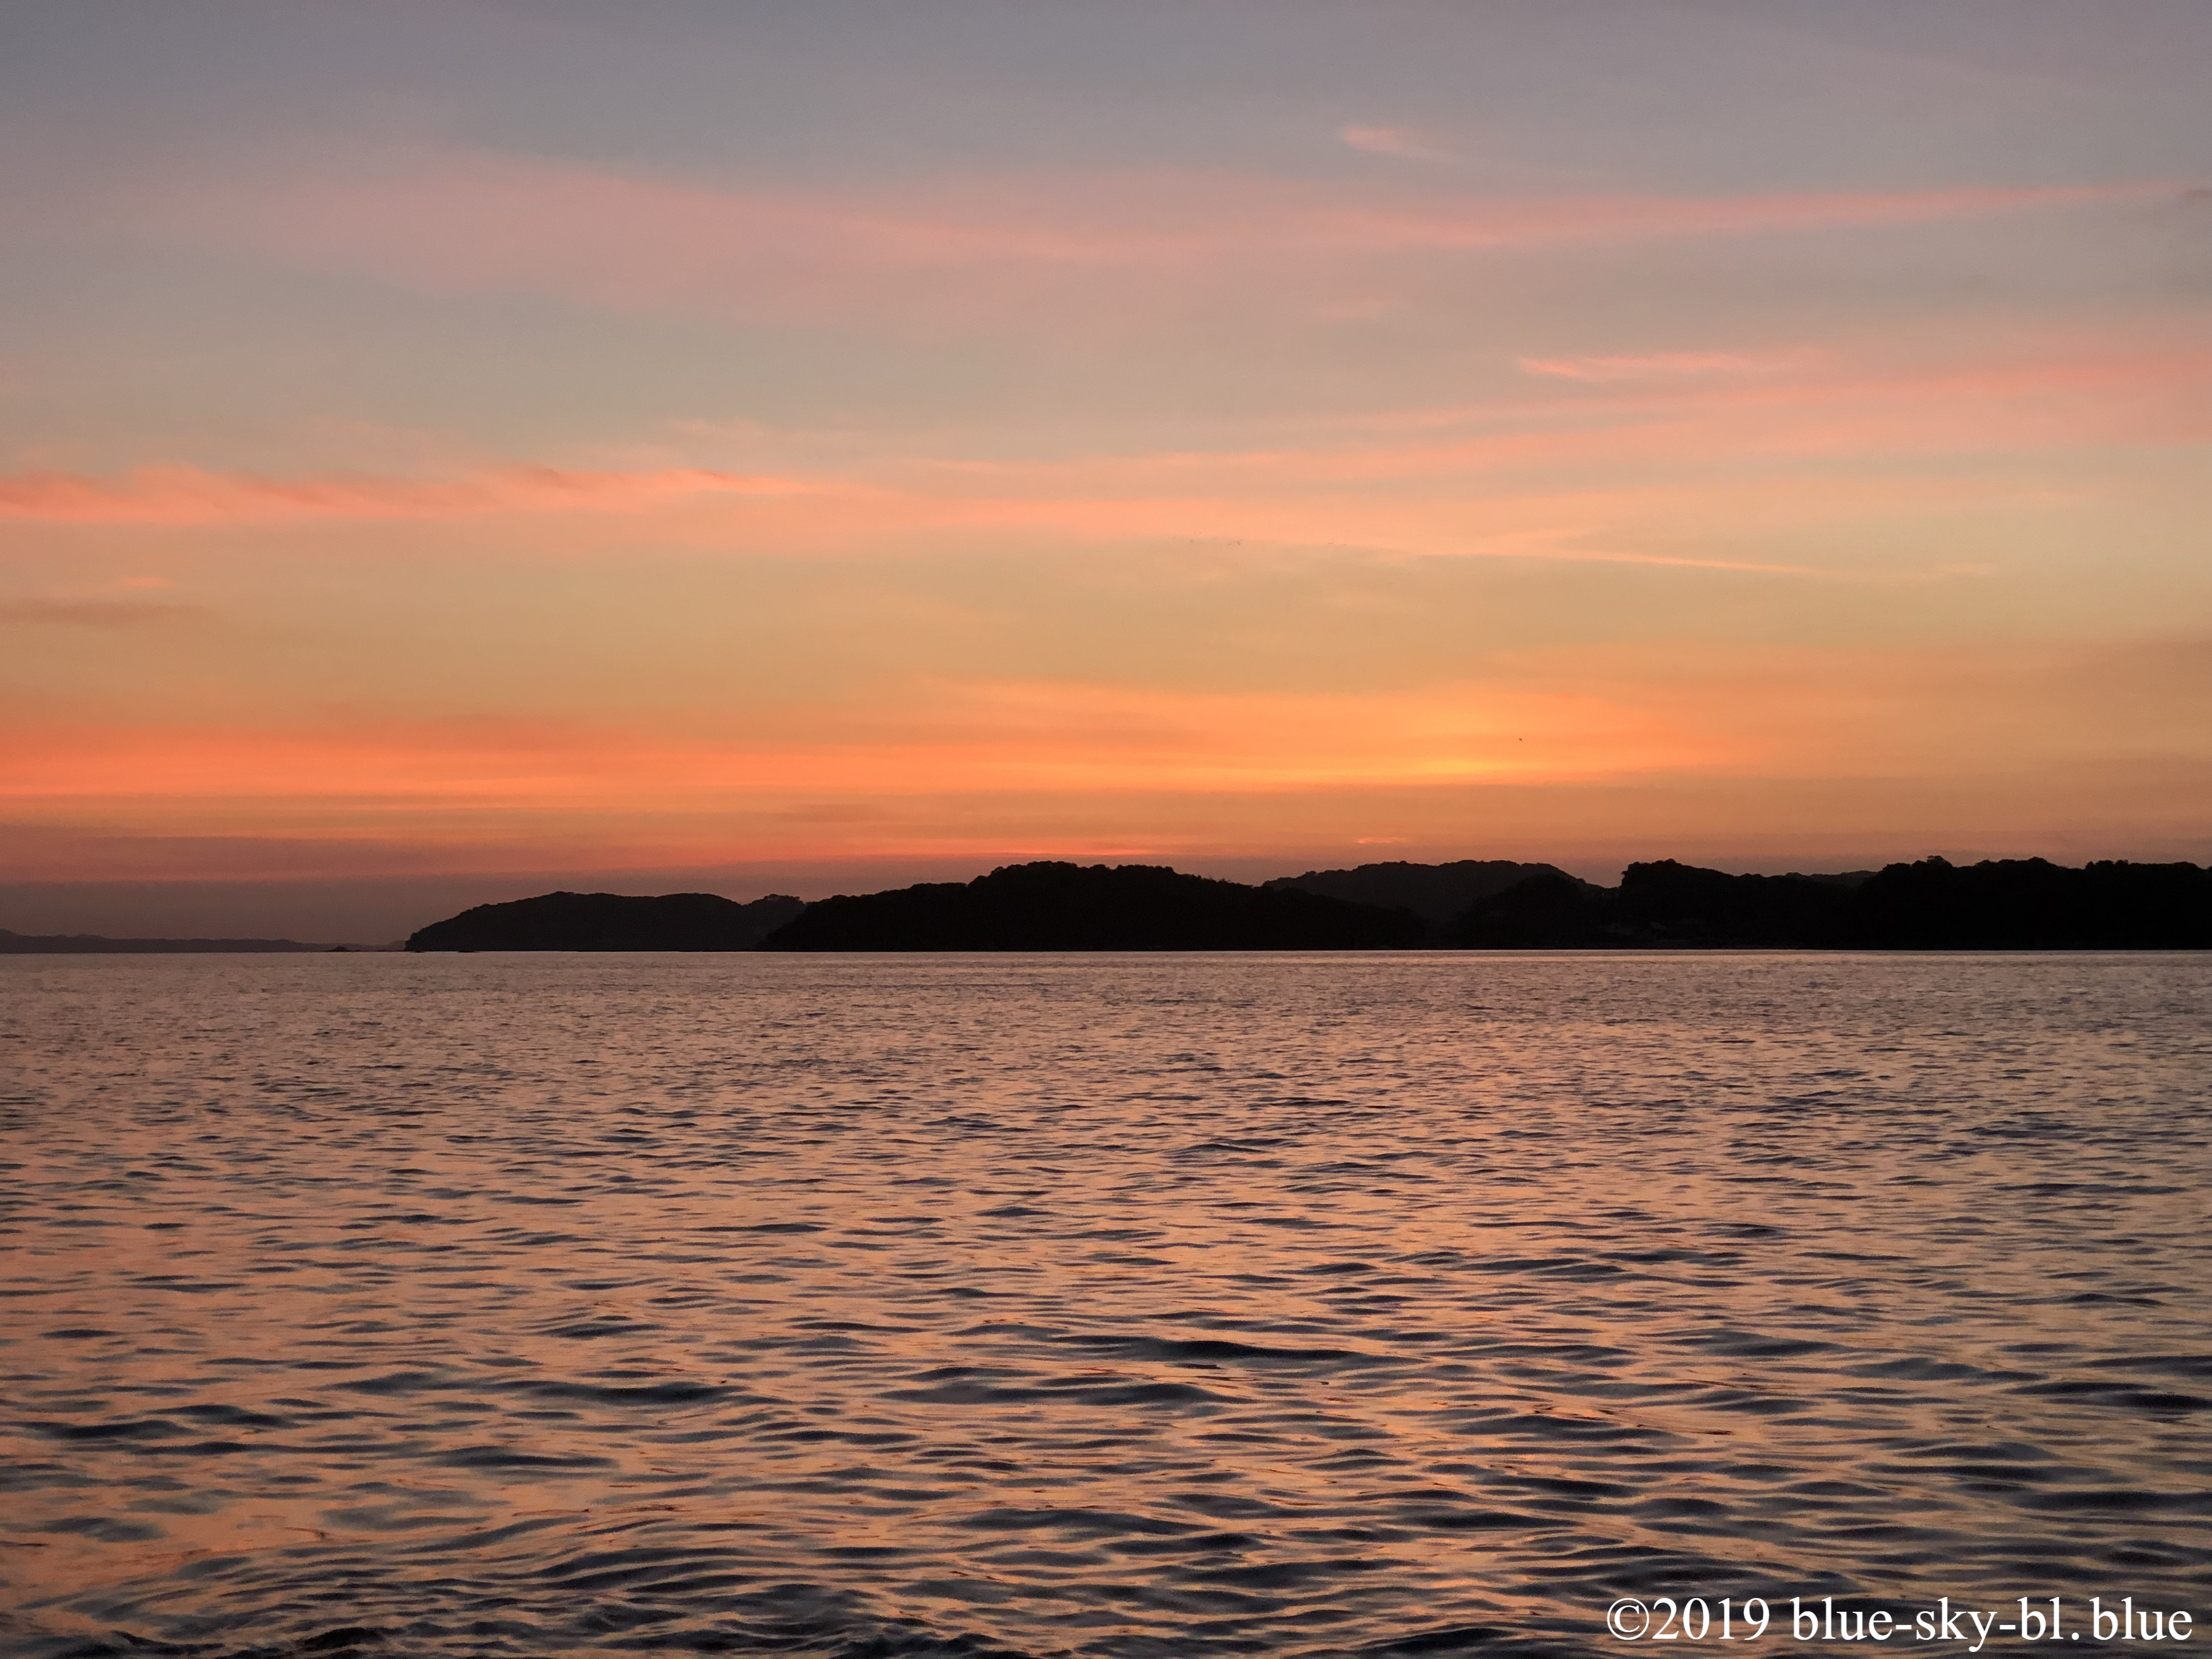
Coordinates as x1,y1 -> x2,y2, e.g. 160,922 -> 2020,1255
1442,857 -> 2212,950
406,890 -> 805,952
759,861 -> 1425,951
0,928 -> 336,955
1263,859 -> 1590,927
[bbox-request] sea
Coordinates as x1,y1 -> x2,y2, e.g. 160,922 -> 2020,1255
3,951 -> 2208,1659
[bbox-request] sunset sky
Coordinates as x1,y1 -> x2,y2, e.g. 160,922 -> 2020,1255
4,1 -> 2208,939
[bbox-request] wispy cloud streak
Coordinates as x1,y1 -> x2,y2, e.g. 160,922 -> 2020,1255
1340,125 -> 1444,161
5,346 -> 2199,565
0,465 -> 831,526
0,680 -> 1734,806
146,148 -> 2181,323
1519,349 -> 1828,381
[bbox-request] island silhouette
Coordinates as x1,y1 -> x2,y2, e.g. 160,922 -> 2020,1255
757,861 -> 1424,951
10,855 -> 2203,954
389,855 -> 2209,952
1263,857 -> 1590,923
406,890 -> 804,952
1446,857 -> 2212,949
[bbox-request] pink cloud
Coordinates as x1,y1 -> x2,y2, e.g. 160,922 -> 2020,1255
0,460 -> 1947,572
1340,125 -> 1443,161
1518,349 -> 1827,381
1341,182 -> 2168,252
145,146 -> 2182,326
0,464 -> 832,527
4,345 -> 2198,566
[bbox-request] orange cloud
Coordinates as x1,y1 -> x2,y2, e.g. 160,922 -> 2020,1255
0,679 -> 1730,811
12,637 -> 2203,820
0,597 -> 208,627
0,464 -> 830,527
5,637 -> 2203,876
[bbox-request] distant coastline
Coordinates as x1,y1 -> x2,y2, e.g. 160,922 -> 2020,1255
381,855 -> 2210,953
0,928 -> 364,955
12,854 -> 2205,955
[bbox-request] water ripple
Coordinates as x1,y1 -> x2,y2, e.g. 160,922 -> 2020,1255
2,951 -> 2208,1658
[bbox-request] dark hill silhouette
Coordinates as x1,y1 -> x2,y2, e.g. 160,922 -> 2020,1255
407,891 -> 804,952
1264,858 -> 1583,928
1437,870 -> 1607,948
397,856 -> 2208,955
1611,860 -> 1858,946
0,928 -> 335,954
1848,857 -> 2212,949
760,861 -> 1424,951
1444,857 -> 2211,949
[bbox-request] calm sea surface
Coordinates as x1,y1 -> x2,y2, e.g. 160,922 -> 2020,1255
3,952 -> 2209,1659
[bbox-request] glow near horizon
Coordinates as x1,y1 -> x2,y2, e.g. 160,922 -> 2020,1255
2,1 -> 2208,892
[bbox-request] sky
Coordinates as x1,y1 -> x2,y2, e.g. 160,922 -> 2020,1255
3,0 -> 2208,940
